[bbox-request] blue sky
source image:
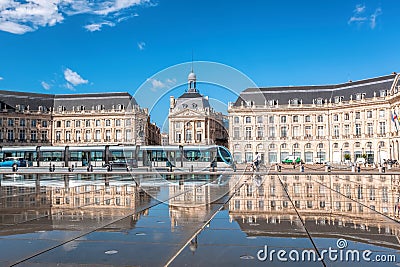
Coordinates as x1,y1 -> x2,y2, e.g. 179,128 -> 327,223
0,0 -> 399,129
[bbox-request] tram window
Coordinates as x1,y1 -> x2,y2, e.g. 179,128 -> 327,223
70,152 -> 82,161
90,151 -> 103,161
41,151 -> 62,161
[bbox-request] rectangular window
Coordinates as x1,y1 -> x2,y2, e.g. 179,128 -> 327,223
257,116 -> 263,123
31,119 -> 36,127
126,129 -> 132,142
281,116 -> 286,123
8,118 -> 14,127
196,131 -> 202,142
41,131 -> 47,141
257,127 -> 263,139
367,110 -> 372,119
379,122 -> 386,135
106,130 -> 111,141
379,110 -> 385,118
116,119 -> 121,126
19,129 -> 25,141
355,112 -> 360,120
175,132 -> 181,143
280,126 -> 287,138
245,127 -> 252,140
56,131 -> 61,141
95,120 -> 100,127
125,119 -> 131,126
269,127 -> 275,138
269,116 -> 274,124
317,126 -> 324,137
7,129 -> 14,142
355,124 -> 361,136
305,126 -> 312,137
245,117 -> 251,123
234,116 -> 239,124
233,127 -> 240,140
86,120 -> 91,127
75,120 -> 80,127
85,130 -> 91,141
95,130 -> 101,141
333,125 -> 339,137
116,130 -> 122,141
367,123 -> 373,136
293,126 -> 299,137
31,130 -> 37,141
344,125 -> 350,136
20,119 -> 25,127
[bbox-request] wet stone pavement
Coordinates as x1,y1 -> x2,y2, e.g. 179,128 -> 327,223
0,172 -> 400,266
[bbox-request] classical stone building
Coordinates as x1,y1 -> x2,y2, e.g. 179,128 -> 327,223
168,71 -> 228,147
0,90 -> 53,146
52,92 -> 152,146
0,90 -> 160,147
228,73 -> 400,164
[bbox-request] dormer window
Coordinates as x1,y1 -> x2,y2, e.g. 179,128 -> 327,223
182,104 -> 188,108
268,99 -> 277,106
316,98 -> 323,105
38,106 -> 43,112
355,93 -> 365,100
118,104 -> 124,110
192,103 -> 197,108
379,90 -> 387,97
334,96 -> 343,103
290,98 -> 300,106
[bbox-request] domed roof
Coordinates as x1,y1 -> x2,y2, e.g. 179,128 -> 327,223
188,71 -> 196,80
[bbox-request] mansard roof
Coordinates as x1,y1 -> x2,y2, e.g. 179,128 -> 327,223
54,92 -> 138,111
175,91 -> 210,110
0,90 -> 139,112
0,90 -> 54,111
233,73 -> 398,106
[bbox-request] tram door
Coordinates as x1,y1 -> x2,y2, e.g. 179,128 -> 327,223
82,151 -> 89,166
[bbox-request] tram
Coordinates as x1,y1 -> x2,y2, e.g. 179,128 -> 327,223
0,145 -> 233,170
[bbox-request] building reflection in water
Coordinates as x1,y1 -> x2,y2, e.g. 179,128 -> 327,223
229,174 -> 400,249
0,174 -> 152,234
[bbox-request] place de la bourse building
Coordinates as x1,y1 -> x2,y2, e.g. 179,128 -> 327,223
1,71 -> 400,167
0,91 -> 160,148
228,72 -> 400,165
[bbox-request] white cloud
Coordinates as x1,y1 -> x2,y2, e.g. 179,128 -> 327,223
41,81 -> 51,90
147,78 -> 176,92
354,4 -> 366,14
0,0 -> 152,34
84,21 -> 115,32
94,0 -> 149,15
348,4 -> 382,29
0,21 -> 33,34
0,76 -> 3,81
64,68 -> 88,87
370,8 -> 382,29
137,41 -> 145,50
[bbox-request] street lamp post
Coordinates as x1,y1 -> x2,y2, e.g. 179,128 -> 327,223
340,148 -> 343,164
378,145 -> 381,166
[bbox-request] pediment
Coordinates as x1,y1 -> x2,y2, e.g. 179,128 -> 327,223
171,108 -> 204,117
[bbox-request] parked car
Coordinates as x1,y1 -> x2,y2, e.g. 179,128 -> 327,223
282,155 -> 301,164
0,157 -> 28,168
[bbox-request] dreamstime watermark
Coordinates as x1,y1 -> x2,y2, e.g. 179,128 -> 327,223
257,239 -> 396,263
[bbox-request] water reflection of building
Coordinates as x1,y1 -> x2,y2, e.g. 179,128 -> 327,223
0,176 -> 152,233
168,176 -> 230,230
229,174 -> 400,248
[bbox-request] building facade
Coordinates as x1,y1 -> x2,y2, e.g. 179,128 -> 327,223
228,73 -> 400,165
0,91 -> 160,147
0,90 -> 53,146
168,71 -> 228,147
